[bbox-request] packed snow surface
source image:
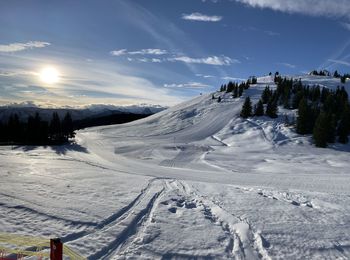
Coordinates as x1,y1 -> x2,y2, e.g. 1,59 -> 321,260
1,75 -> 350,259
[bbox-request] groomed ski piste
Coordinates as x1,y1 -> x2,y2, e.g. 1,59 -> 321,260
1,75 -> 350,259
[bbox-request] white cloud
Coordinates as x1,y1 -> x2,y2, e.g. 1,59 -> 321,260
110,49 -> 127,56
341,22 -> 350,30
122,53 -> 238,66
202,0 -> 220,3
110,48 -> 167,56
128,49 -> 168,55
0,52 -> 186,106
264,30 -> 280,36
196,74 -> 215,78
138,58 -> 149,63
235,25 -> 280,36
0,69 -> 36,77
0,71 -> 16,77
234,0 -> 350,20
126,57 -> 164,63
277,62 -> 296,68
182,12 -> 222,22
170,55 -> 238,66
151,58 -> 162,63
328,59 -> 350,66
164,82 -> 210,88
221,76 -> 246,81
0,41 -> 50,52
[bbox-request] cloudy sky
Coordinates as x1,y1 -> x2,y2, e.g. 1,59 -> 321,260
1,0 -> 350,107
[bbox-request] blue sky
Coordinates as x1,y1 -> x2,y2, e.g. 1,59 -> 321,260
0,0 -> 350,107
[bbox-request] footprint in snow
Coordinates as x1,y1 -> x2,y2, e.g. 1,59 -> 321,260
168,207 -> 177,213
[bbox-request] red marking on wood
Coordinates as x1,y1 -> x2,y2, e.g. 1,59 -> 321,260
50,238 -> 62,260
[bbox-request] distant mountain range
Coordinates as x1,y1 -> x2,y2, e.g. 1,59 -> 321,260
0,103 -> 166,123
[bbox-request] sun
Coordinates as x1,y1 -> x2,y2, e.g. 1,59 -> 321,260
39,67 -> 60,84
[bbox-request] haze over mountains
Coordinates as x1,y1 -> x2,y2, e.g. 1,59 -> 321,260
0,103 -> 165,122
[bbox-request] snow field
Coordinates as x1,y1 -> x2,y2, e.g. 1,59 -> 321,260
1,74 -> 350,259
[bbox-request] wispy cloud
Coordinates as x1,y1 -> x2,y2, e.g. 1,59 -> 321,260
0,69 -> 36,77
117,50 -> 239,66
234,0 -> 350,20
118,1 -> 230,76
0,41 -> 50,52
341,22 -> 350,30
328,59 -> 350,66
110,49 -> 127,56
182,12 -> 222,22
201,0 -> 220,3
235,25 -> 280,36
129,49 -> 168,55
164,82 -> 210,88
196,73 -> 215,78
264,30 -> 280,36
221,76 -> 246,81
127,57 -> 164,63
277,62 -> 296,69
110,48 -> 168,56
0,70 -> 17,77
0,52 -> 186,106
170,55 -> 238,66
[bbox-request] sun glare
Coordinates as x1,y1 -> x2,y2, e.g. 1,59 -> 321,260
39,67 -> 60,84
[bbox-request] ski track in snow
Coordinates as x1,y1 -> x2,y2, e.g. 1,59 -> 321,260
1,75 -> 350,259
110,178 -> 272,259
63,178 -> 165,259
67,178 -> 272,259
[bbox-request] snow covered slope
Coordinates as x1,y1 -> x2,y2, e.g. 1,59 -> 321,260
1,74 -> 350,259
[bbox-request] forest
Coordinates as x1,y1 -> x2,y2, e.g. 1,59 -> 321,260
219,71 -> 350,148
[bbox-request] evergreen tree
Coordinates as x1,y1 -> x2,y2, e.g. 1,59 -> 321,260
254,100 -> 264,116
313,112 -> 329,147
49,112 -> 62,142
226,81 -> 234,92
334,70 -> 340,78
240,96 -> 252,118
292,91 -> 304,109
265,99 -> 278,118
324,94 -> 336,114
296,98 -> 312,134
238,84 -> 244,97
26,115 -> 36,144
25,112 -> 42,143
39,121 -> 49,144
8,114 -> 22,143
326,113 -> 336,143
341,76 -> 346,84
311,86 -> 321,102
320,87 -> 330,104
217,96 -> 222,103
62,112 -> 74,139
261,86 -> 271,104
243,81 -> 250,90
249,76 -> 257,84
338,104 -> 350,144
233,86 -> 238,98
